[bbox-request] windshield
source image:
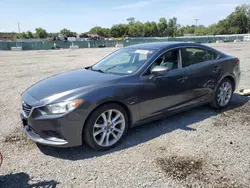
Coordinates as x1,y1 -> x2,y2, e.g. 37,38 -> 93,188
91,48 -> 156,75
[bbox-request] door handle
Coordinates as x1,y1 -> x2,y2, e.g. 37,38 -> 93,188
213,66 -> 220,73
177,76 -> 188,83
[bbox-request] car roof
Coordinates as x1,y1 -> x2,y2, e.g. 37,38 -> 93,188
125,42 -> 206,50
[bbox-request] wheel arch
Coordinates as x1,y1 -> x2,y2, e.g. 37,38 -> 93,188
222,75 -> 236,91
217,74 -> 236,91
83,100 -> 133,130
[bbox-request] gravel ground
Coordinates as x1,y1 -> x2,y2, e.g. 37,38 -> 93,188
0,42 -> 250,188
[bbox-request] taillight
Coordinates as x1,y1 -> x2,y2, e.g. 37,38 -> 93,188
236,58 -> 240,64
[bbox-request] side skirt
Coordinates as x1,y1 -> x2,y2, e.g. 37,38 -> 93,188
130,101 -> 211,128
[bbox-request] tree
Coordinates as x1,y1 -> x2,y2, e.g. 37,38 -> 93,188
127,17 -> 135,25
175,24 -> 183,36
235,4 -> 250,32
128,21 -> 145,37
150,21 -> 159,37
168,17 -> 178,37
158,17 -> 168,37
16,32 -> 28,39
182,25 -> 196,35
88,27 -> 110,37
16,31 -> 34,39
102,28 -> 111,38
48,33 -> 58,37
60,28 -> 76,37
35,28 -> 48,38
207,24 -> 218,35
227,7 -> 249,34
27,31 -> 34,38
79,33 -> 89,38
216,19 -> 230,34
207,4 -> 250,35
110,24 -> 128,37
143,21 -> 153,37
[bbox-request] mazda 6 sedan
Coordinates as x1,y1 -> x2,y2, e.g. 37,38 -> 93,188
21,42 -> 241,150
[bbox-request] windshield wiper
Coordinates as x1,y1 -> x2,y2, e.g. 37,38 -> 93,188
91,67 -> 106,73
105,65 -> 117,73
91,65 -> 117,74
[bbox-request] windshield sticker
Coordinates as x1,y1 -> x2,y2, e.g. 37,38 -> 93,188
134,50 -> 151,54
127,70 -> 133,73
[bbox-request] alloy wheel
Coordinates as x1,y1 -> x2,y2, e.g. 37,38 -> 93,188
217,81 -> 232,107
93,109 -> 125,147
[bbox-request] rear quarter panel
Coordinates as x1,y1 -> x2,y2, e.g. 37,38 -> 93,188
216,55 -> 240,90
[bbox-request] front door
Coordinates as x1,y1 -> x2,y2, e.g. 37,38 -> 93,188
139,48 -> 192,120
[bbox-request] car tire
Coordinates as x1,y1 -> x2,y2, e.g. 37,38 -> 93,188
83,103 -> 129,151
211,78 -> 233,109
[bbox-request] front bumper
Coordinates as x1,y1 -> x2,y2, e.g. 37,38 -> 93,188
20,103 -> 88,148
24,125 -> 68,146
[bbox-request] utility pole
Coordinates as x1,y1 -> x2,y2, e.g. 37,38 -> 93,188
194,19 -> 199,36
17,22 -> 21,34
16,22 -> 21,47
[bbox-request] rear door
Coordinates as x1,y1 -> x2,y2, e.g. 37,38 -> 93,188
180,47 -> 221,105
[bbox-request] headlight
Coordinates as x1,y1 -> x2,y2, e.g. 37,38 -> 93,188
46,99 -> 83,114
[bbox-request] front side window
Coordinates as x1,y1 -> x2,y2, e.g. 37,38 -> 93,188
92,48 -> 156,75
181,47 -> 219,67
148,49 -> 179,73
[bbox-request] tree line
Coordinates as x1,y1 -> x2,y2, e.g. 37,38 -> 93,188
13,28 -> 76,39
1,4 -> 249,39
88,4 -> 250,37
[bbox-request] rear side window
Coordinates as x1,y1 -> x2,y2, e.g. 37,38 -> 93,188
181,47 -> 219,67
206,50 -> 219,60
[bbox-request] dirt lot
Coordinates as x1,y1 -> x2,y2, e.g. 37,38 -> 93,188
0,42 -> 250,188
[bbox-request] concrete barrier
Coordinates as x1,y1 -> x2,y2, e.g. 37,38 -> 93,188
115,44 -> 124,48
11,47 -> 23,51
216,40 -> 224,43
70,45 -> 79,49
234,39 -> 242,42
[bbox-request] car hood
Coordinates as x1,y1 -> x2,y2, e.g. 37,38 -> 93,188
27,69 -> 121,102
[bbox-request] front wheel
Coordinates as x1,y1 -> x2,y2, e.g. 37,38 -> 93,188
211,78 -> 233,109
83,103 -> 129,151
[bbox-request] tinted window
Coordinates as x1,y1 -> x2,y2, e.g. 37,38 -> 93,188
206,50 -> 219,60
181,47 -> 219,67
148,49 -> 179,73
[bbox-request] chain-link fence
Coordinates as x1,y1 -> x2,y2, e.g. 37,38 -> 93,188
0,34 -> 248,51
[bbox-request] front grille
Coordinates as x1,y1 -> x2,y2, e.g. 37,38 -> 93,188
22,102 -> 32,117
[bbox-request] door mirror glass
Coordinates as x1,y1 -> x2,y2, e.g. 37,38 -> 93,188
150,66 -> 170,76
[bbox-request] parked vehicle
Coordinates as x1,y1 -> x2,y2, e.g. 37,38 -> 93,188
21,42 -> 241,150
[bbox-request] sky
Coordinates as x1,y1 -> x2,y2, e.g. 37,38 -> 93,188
0,0 -> 249,33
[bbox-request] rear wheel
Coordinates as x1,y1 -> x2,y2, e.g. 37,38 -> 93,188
83,103 -> 129,151
211,78 -> 233,109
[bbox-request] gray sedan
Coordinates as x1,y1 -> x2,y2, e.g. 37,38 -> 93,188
21,42 -> 241,150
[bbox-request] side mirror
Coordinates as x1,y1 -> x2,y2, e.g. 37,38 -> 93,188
150,66 -> 169,76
